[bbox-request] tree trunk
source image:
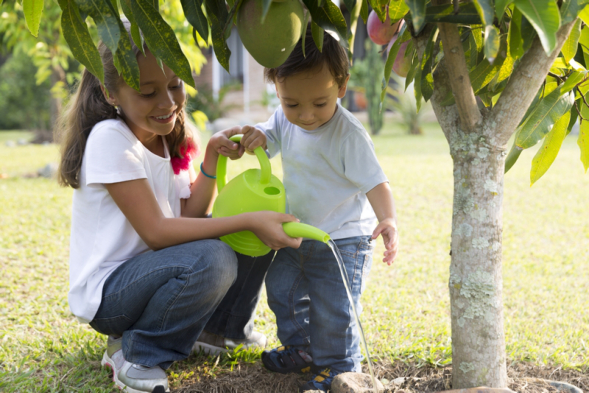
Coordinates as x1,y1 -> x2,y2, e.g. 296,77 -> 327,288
448,129 -> 507,388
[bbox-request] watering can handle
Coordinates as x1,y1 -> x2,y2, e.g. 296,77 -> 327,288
216,134 -> 272,193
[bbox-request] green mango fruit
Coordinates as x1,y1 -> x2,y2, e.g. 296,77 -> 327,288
237,0 -> 305,68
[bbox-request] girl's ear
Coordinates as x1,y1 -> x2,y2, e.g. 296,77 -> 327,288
100,84 -> 118,106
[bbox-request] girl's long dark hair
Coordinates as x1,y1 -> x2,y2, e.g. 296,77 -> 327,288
56,20 -> 196,189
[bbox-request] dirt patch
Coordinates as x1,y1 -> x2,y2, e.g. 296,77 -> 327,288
173,361 -> 589,393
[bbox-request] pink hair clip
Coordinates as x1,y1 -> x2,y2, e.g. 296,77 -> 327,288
171,138 -> 199,175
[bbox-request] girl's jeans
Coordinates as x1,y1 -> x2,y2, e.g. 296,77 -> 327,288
89,239 -> 273,369
265,236 -> 374,373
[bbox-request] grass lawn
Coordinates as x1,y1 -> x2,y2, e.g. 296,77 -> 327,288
0,122 -> 588,392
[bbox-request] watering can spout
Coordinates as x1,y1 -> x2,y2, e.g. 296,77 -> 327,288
282,222 -> 330,243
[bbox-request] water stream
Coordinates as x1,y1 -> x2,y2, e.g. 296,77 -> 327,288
327,240 -> 378,393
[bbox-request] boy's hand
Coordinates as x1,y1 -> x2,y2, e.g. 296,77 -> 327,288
240,125 -> 267,154
371,218 -> 399,265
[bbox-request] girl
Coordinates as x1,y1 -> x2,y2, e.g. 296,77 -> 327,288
56,22 -> 301,393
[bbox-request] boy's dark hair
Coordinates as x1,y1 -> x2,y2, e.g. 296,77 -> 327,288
264,24 -> 349,87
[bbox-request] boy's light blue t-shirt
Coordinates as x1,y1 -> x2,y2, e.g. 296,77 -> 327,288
255,104 -> 388,240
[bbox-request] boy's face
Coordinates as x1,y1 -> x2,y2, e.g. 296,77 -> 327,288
275,64 -> 349,131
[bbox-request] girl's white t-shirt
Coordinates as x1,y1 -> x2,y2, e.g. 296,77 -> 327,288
68,119 -> 191,323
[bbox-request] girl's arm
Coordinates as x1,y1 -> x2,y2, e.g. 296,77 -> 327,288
181,126 -> 243,218
366,182 -> 399,265
105,178 -> 302,251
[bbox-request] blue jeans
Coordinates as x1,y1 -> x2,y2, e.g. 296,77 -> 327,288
90,239 -> 273,369
265,236 -> 373,373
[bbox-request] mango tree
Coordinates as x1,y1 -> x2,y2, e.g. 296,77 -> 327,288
10,0 -> 589,389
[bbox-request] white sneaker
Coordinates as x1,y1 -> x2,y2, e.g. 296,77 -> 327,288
101,336 -> 170,393
192,330 -> 267,356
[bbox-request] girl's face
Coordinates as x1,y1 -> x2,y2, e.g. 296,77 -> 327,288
275,64 -> 349,131
109,50 -> 186,143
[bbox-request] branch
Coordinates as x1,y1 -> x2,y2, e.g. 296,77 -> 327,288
437,22 -> 482,132
489,20 -> 577,145
431,60 -> 461,144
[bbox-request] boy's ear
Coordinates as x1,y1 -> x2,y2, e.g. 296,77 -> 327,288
337,75 -> 351,99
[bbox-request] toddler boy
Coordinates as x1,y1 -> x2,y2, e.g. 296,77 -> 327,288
241,25 -> 399,392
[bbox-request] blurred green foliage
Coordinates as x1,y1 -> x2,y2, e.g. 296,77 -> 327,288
0,51 -> 52,130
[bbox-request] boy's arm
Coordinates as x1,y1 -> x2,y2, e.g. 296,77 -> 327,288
366,182 -> 399,265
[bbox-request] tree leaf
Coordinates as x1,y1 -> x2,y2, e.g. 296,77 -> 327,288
579,4 -> 589,24
562,72 -> 586,96
495,0 -> 513,20
114,20 -> 141,91
261,0 -> 272,21
120,0 -> 146,55
560,0 -> 584,25
530,111 -> 570,185
204,0 -> 231,72
504,140 -> 523,173
77,0 -> 121,55
303,0 -> 348,44
347,0 -> 362,58
495,39 -> 515,84
311,21 -> 324,53
562,18 -> 582,64
513,0 -> 560,55
420,26 -> 438,102
343,0 -> 357,13
381,24 -> 410,103
405,0 -> 427,33
61,0 -> 104,83
23,0 -> 44,37
405,47 -> 418,91
516,88 -> 575,148
360,0 -> 369,24
302,9 -> 309,58
131,0 -> 195,87
181,0 -> 209,43
368,0 -> 387,22
389,0 -> 409,23
579,103 -> 589,171
473,0 -> 494,27
469,58 -> 503,94
484,25 -> 500,63
424,2 -> 481,24
508,7 -> 524,59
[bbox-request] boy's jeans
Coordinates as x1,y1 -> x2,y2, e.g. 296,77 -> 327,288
89,239 -> 273,369
265,235 -> 374,373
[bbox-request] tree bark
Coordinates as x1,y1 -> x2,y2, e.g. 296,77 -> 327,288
426,20 -> 577,389
447,130 -> 507,388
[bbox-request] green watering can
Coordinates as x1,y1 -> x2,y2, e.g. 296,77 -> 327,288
212,135 -> 330,257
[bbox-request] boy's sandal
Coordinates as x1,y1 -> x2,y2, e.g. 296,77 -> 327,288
261,345 -> 314,374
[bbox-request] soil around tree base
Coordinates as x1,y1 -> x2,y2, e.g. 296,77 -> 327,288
173,361 -> 588,393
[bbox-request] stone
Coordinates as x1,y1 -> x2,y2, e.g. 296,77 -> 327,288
16,138 -> 28,146
433,388 -> 515,393
523,378 -> 583,393
37,163 -> 58,179
331,372 -> 385,393
5,140 -> 15,147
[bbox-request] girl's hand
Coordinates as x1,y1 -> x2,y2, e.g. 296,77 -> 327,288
209,126 -> 245,160
248,211 -> 302,250
371,218 -> 399,265
240,125 -> 267,155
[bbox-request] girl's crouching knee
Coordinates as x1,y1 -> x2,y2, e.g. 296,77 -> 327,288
191,239 -> 238,293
